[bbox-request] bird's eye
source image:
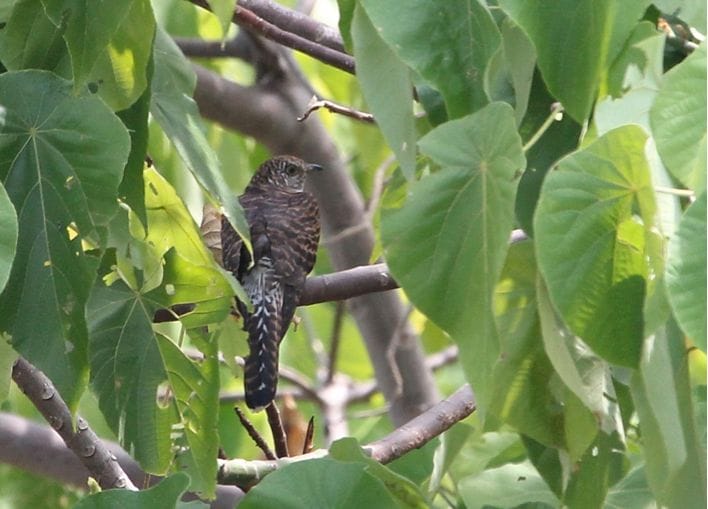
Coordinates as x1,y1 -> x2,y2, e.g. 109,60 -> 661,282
286,166 -> 297,176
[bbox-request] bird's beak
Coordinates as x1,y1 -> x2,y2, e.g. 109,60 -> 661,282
306,163 -> 324,172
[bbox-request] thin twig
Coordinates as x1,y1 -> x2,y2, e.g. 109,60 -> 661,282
266,403 -> 290,458
298,96 -> 375,123
234,407 -> 277,460
217,383 -> 477,485
325,301 -> 346,384
302,417 -> 315,454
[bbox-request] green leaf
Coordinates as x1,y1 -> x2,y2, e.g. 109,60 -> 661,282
458,460 -> 560,509
563,431 -> 625,508
330,437 -> 429,507
360,0 -> 500,119
0,334 -> 18,401
87,278 -> 174,474
595,28 -> 683,240
604,465 -> 655,509
500,0 -> 651,122
537,279 -> 622,448
650,43 -> 707,193
382,102 -> 525,408
86,0 -> 155,110
0,182 -> 17,293
630,319 -> 707,508
150,27 -> 250,254
0,70 -> 129,407
336,0 -> 355,51
534,125 -> 657,367
0,0 -> 71,75
489,241 -> 564,448
157,330 -> 219,499
140,168 -> 232,327
207,0 -> 237,39
116,76 -> 151,226
74,472 -> 193,509
428,423 -> 473,496
41,0 -> 133,93
666,192 -> 707,351
351,4 -> 416,179
239,458 -> 399,509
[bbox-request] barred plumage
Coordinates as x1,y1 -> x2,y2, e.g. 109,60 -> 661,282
221,156 -> 321,410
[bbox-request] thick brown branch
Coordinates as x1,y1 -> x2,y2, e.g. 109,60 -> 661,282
300,263 -> 398,305
216,384 -> 476,485
365,384 -> 476,463
10,357 -> 137,491
189,0 -> 355,73
0,413 -> 244,508
265,404 -> 289,458
237,0 -> 346,53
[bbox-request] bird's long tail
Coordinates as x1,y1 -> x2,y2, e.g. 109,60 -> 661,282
243,263 -> 283,411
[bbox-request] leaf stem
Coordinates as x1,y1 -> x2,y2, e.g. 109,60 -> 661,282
654,186 -> 695,198
523,102 -> 564,153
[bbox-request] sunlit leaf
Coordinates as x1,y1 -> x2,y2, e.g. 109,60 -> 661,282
150,28 -> 251,253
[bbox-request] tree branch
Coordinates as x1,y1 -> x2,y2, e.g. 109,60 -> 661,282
188,0 -> 355,73
0,412 -> 244,508
216,384 -> 476,485
300,263 -> 398,305
10,357 -> 137,491
365,384 -> 476,463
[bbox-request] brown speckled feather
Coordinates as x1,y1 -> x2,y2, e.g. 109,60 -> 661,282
221,156 -> 320,410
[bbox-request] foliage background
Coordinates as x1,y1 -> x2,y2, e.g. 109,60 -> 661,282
0,0 -> 705,508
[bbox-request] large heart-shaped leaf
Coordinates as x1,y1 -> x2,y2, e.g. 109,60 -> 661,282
500,0 -> 651,122
382,102 -> 525,407
360,0 -> 500,119
534,125 -> 657,367
0,70 -> 129,407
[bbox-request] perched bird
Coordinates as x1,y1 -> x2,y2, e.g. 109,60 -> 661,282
221,156 -> 321,410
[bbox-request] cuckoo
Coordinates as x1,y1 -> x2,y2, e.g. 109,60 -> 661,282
221,156 -> 321,410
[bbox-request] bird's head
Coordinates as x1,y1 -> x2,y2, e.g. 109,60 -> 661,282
253,155 -> 323,192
